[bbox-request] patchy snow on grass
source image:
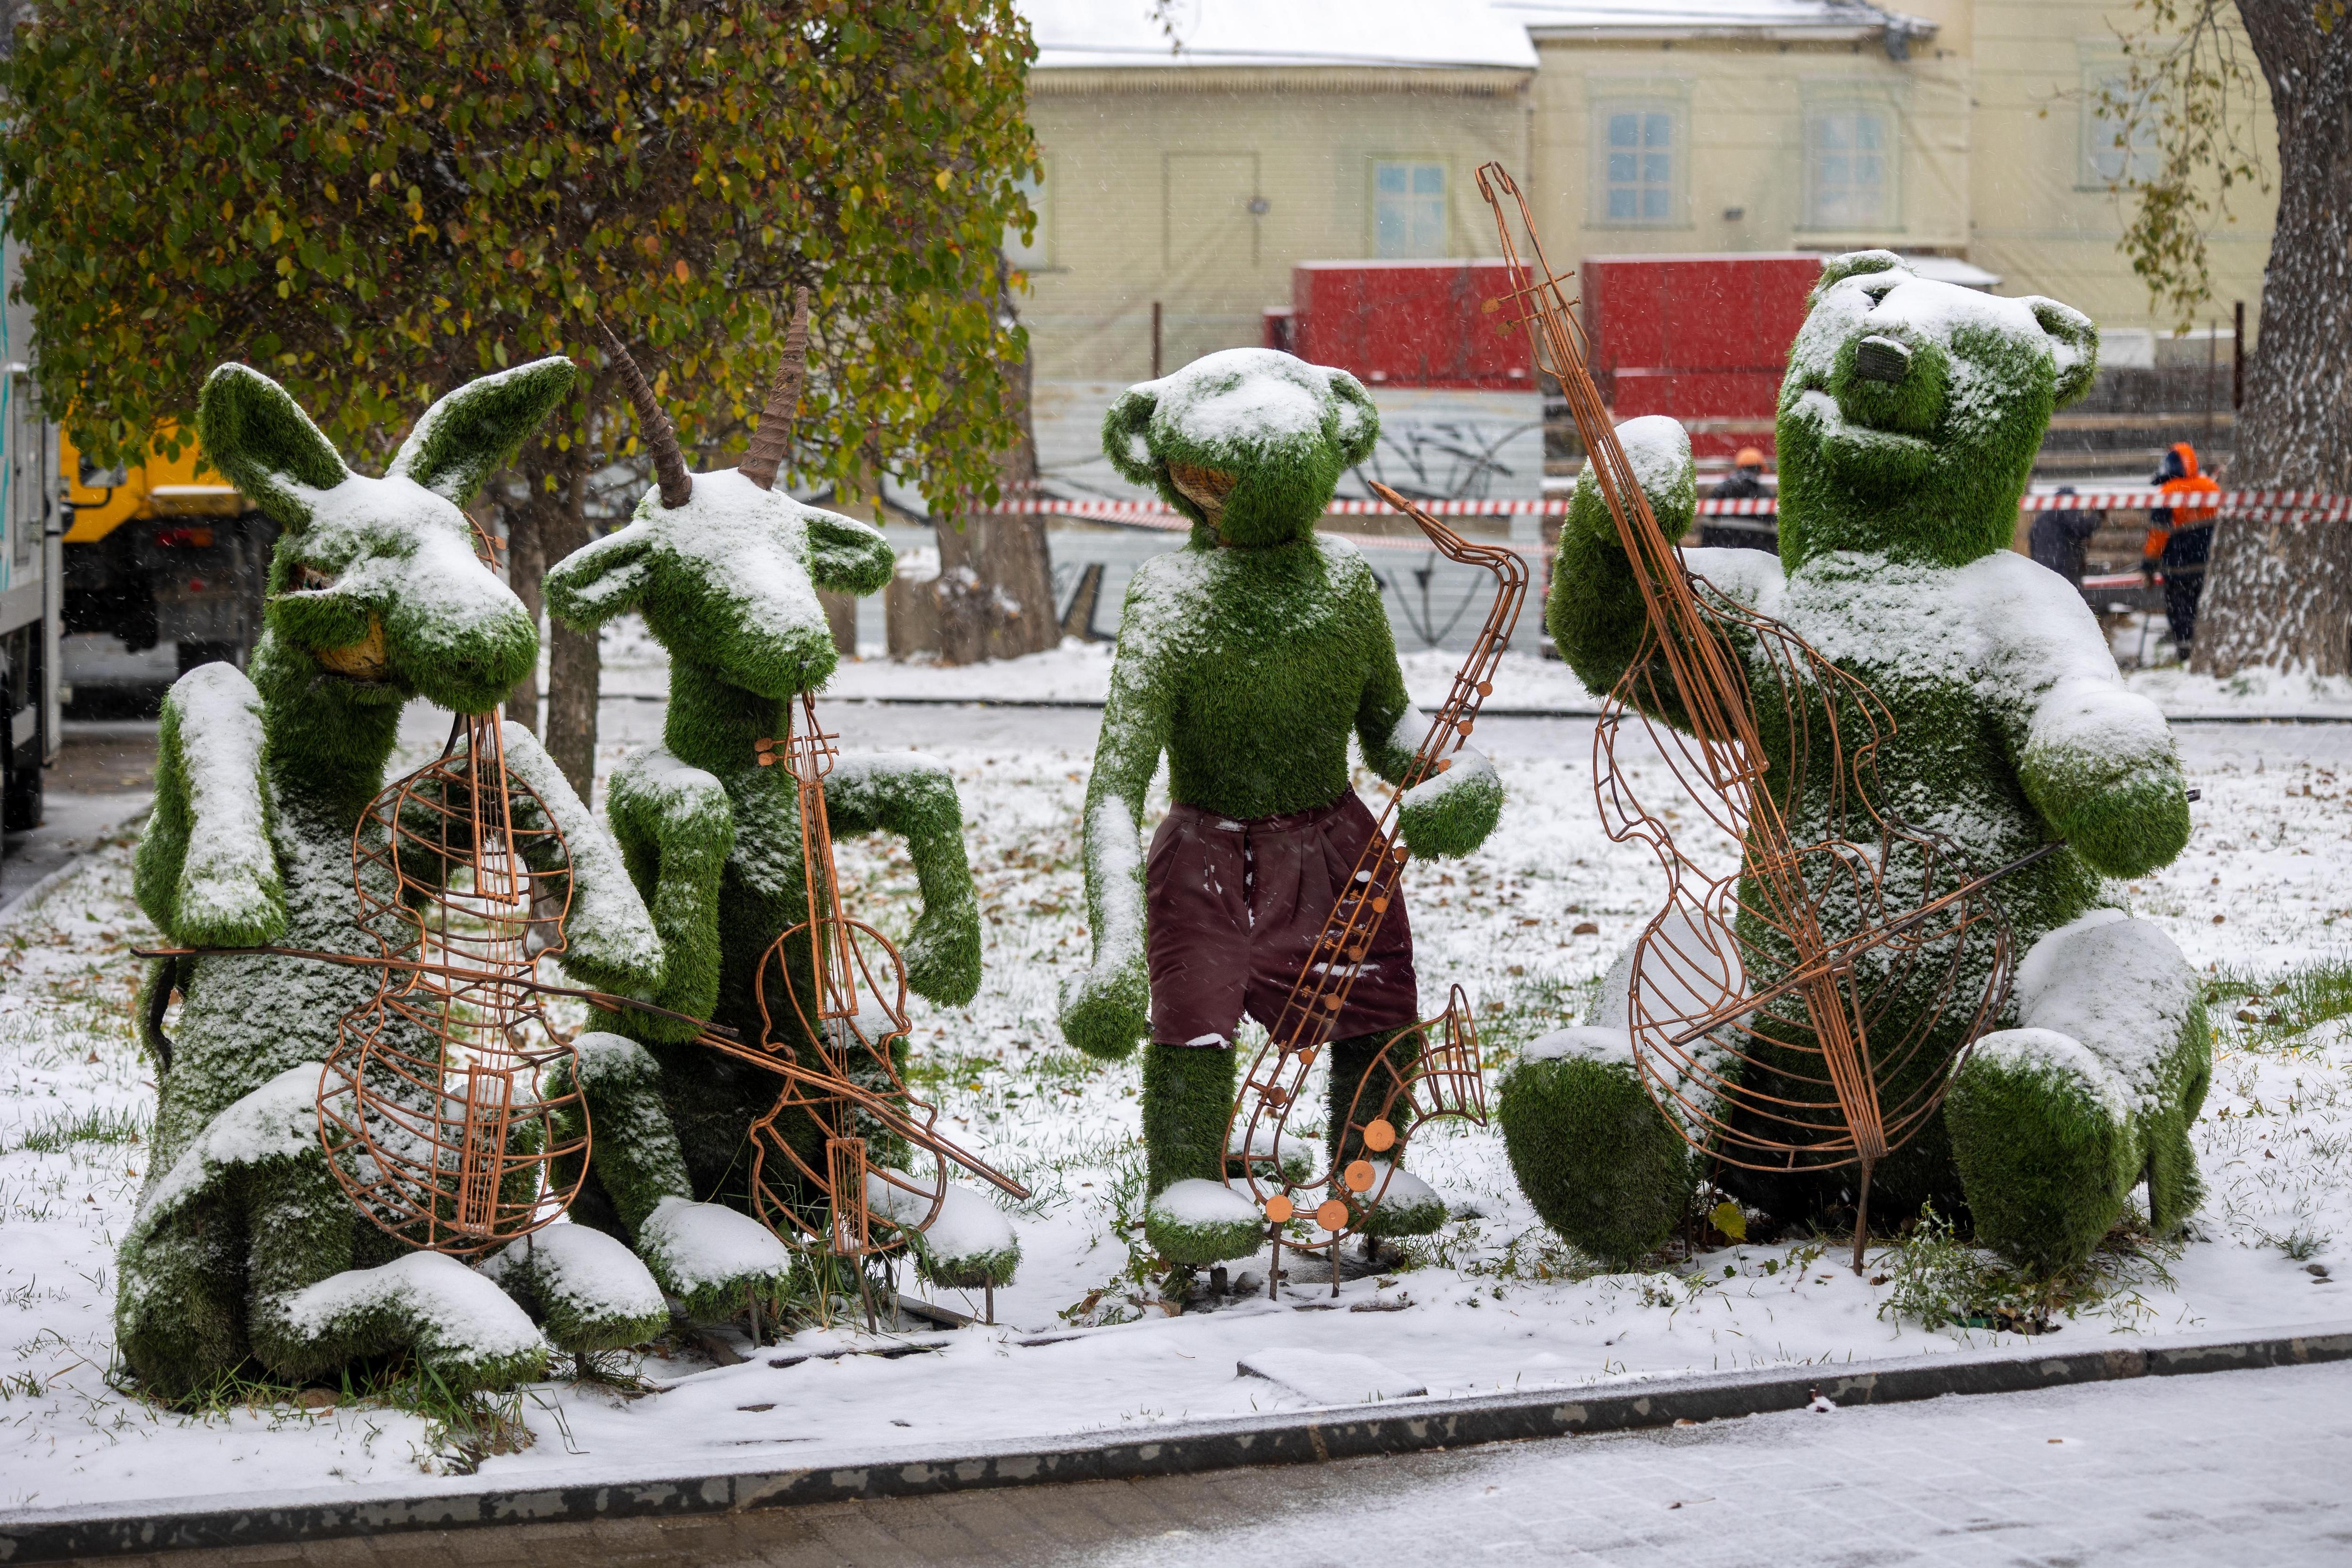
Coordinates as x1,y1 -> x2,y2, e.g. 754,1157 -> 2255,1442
1,716 -> 2349,1515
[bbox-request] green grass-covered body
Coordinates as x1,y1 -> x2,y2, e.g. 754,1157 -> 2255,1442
1065,350 -> 1504,1265
544,467 -> 1007,1291
119,358 -> 677,1398
1513,254 -> 2206,1272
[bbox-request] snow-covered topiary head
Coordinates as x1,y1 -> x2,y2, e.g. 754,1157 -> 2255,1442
544,469 -> 892,699
541,325 -> 892,701
1102,348 -> 1378,548
197,358 -> 577,715
1775,252 -> 2097,570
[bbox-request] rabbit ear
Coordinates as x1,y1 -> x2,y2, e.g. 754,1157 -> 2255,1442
2023,297 -> 2100,408
1100,386 -> 1162,487
388,357 -> 580,506
1327,370 -> 1380,469
543,521 -> 656,629
195,364 -> 350,529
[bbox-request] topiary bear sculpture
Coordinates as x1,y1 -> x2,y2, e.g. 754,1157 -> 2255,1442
121,359 -> 680,1400
1061,348 -> 1506,1267
541,329 -> 1012,1304
1507,253 -> 2205,1277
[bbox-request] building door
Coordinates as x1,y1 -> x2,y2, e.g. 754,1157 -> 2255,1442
1161,152 -> 1261,371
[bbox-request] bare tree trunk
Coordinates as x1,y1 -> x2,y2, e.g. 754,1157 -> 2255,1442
2191,1 -> 2352,677
502,493 -> 544,735
929,342 -> 1059,666
532,454 -> 600,803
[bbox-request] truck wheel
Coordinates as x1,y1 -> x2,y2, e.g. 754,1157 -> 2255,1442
2,739 -> 39,834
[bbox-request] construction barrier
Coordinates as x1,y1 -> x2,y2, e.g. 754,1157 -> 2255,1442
998,489 -> 2352,553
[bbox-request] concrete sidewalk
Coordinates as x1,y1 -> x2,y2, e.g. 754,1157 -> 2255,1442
23,1349 -> 2352,1568
6,1321 -> 2348,1566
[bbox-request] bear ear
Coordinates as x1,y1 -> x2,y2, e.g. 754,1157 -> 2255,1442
1810,250 -> 1906,309
2022,298 -> 2099,408
195,363 -> 350,530
1100,387 -> 1161,487
1327,370 -> 1380,469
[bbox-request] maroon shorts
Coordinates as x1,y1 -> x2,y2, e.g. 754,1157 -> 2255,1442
1145,792 -> 1419,1048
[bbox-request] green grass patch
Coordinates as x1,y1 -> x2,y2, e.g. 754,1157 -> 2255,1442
11,1104 -> 150,1154
2202,955 -> 2352,1053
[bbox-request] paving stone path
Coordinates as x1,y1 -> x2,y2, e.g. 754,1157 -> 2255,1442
72,1358 -> 2352,1567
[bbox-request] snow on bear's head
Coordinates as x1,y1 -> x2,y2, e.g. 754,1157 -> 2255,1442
1774,251 -> 2098,570
197,359 -> 573,715
1102,348 -> 1379,549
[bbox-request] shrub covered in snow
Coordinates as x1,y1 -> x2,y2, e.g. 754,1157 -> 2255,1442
119,358 -> 675,1399
1520,254 -> 2205,1274
1065,349 -> 1504,1266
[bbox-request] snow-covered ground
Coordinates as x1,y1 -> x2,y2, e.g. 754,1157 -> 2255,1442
1,668 -> 2349,1516
608,616 -> 2352,720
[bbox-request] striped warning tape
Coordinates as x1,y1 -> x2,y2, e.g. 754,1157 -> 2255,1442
999,488 -> 2352,527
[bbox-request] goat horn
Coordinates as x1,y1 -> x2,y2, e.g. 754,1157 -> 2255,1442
737,287 -> 810,493
595,320 -> 692,509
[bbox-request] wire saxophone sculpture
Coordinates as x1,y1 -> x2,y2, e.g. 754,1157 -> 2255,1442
1224,492 -> 1525,1297
1477,162 -> 2034,1270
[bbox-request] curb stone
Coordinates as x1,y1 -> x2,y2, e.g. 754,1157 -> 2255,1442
0,803 -> 154,929
3,1319 -> 2348,1562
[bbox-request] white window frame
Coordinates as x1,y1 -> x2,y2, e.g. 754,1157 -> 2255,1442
1591,100 -> 1683,229
1004,159 -> 1052,271
1799,93 -> 1900,235
2079,56 -> 2159,189
1370,159 -> 1449,259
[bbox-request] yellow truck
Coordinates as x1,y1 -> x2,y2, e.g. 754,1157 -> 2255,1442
58,428 -> 273,712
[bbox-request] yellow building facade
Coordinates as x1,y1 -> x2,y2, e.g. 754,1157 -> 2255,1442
1017,0 -> 2276,385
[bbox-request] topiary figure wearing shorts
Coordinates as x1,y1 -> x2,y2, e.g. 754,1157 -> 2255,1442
1504,253 -> 2206,1276
120,359 -> 677,1399
1060,349 -> 1506,1266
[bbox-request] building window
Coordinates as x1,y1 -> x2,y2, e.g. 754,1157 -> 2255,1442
1603,109 -> 1674,223
1805,106 -> 1892,230
1374,161 -> 1446,258
2082,73 -> 2159,187
1005,166 -> 1050,269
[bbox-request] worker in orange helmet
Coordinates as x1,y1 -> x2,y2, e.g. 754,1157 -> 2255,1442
1703,445 -> 1776,552
2140,441 -> 2221,653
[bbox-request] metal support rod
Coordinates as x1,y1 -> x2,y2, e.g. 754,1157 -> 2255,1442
2233,300 -> 2246,411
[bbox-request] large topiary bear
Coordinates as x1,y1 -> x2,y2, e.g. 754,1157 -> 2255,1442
1060,348 -> 1506,1267
1506,253 -> 2206,1276
541,334 -> 1012,1304
121,359 -> 679,1399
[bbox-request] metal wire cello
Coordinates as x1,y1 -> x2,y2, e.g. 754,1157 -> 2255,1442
1477,162 -> 2029,1270
1223,491 -> 1526,1295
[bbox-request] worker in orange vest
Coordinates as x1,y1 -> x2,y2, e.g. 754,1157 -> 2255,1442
2140,441 -> 2221,653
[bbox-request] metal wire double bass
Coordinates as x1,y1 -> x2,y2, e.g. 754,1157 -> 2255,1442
1224,493 -> 1526,1296
1476,162 -> 2028,1270
673,692 -> 1028,1269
